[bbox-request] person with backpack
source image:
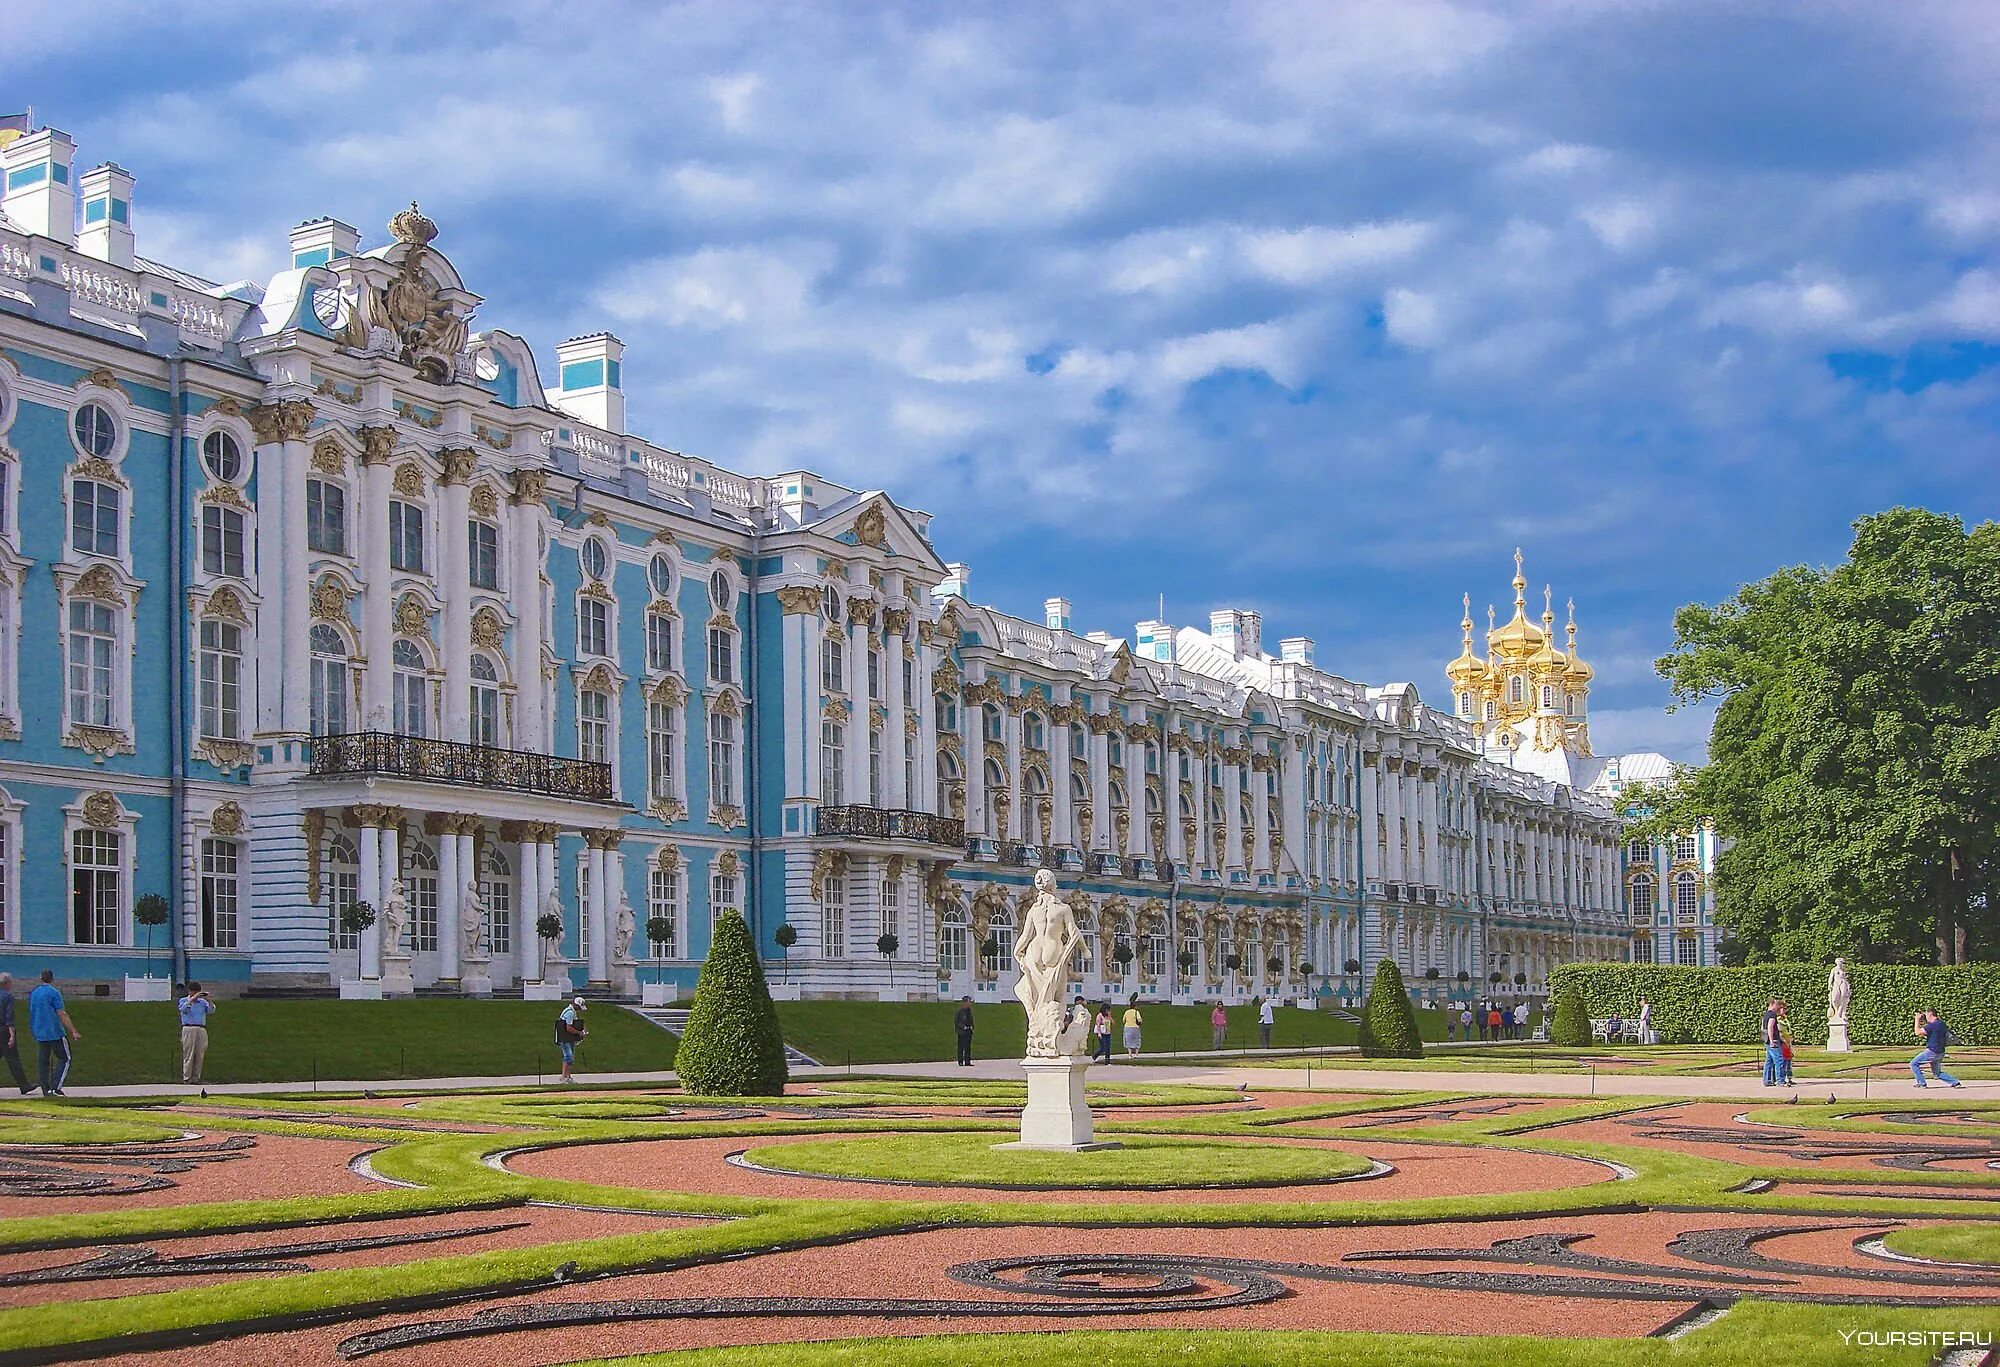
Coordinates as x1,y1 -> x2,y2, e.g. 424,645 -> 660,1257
555,996 -> 588,1084
1911,1009 -> 1962,1088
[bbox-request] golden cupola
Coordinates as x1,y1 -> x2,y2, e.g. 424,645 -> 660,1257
1446,593 -> 1488,692
1527,585 -> 1568,684
1486,548 -> 1547,661
1563,600 -> 1594,687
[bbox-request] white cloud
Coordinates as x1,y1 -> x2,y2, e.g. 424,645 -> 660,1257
1383,287 -> 1447,348
1240,220 -> 1436,284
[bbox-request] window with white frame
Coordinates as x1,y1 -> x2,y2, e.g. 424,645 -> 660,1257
868,727 -> 883,799
709,861 -> 738,913
647,698 -> 679,805
939,907 -> 968,973
0,822 -> 10,939
66,598 -> 117,727
388,499 -> 424,573
983,705 -> 1002,742
70,826 -> 121,945
307,479 -> 347,555
201,429 -> 243,482
578,687 -> 611,765
391,640 -> 428,737
1674,832 -> 1698,863
201,504 -> 245,578
72,401 -> 117,459
1676,935 -> 1699,967
482,845 -> 512,956
707,623 -> 735,685
327,834 -> 359,950
867,646 -> 881,700
580,537 -> 609,583
198,618 -> 243,740
199,837 -> 240,949
648,863 -> 681,958
904,745 -> 917,808
310,625 -> 349,736
1674,871 -> 1699,918
470,655 -> 502,747
1627,838 -> 1650,864
901,653 -> 914,702
406,841 -> 439,953
578,597 -> 610,658
820,721 -> 845,805
1144,923 -> 1169,979
822,874 -> 846,957
1025,712 -> 1044,749
647,552 -> 675,599
576,859 -> 591,964
1630,873 -> 1655,917
646,610 -> 675,672
709,710 -> 737,807
880,876 -> 902,956
468,519 -> 499,589
71,479 -> 121,558
708,566 -> 733,612
822,631 -> 845,694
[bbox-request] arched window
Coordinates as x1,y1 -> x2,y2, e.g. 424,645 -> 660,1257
939,906 -> 968,973
1071,770 -> 1089,804
1024,712 -> 1045,750
1144,919 -> 1169,979
197,618 -> 243,741
1630,873 -> 1655,917
983,704 -> 1003,742
988,907 -> 1016,970
1540,684 -> 1553,709
1509,675 -> 1525,705
821,721 -> 846,805
403,840 -> 439,953
201,504 -> 245,578
309,625 -> 349,736
1485,699 -> 1497,721
326,833 -> 360,950
391,640 -> 428,737
470,655 -> 502,748
578,687 -> 611,765
1458,691 -> 1472,716
984,757 -> 1007,834
482,844 -> 513,957
822,629 -> 845,693
1072,908 -> 1095,974
1674,871 -> 1699,918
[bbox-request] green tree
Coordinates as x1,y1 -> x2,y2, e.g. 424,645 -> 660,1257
1651,508 -> 2000,964
1357,958 -> 1423,1058
1548,982 -> 1592,1047
674,908 -> 789,1095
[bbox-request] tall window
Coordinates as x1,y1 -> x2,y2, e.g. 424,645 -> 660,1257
939,907 -> 968,973
822,633 -> 845,693
709,862 -> 738,913
880,877 -> 901,956
482,846 -> 513,956
709,711 -> 737,806
1627,838 -> 1650,864
648,699 -> 678,804
388,499 -> 424,572
1630,874 -> 1655,917
0,823 -> 9,940
391,640 -> 427,737
406,842 -> 439,952
306,479 -> 346,554
1508,675 -> 1524,704
1675,871 -> 1699,918
708,625 -> 735,685
198,618 -> 243,740
67,599 -> 116,727
646,611 -> 675,672
867,647 -> 881,700
820,721 -> 846,805
310,625 -> 349,736
1674,832 -> 1698,863
1144,923 -> 1169,979
984,705 -> 1003,742
649,864 -> 681,958
327,834 -> 359,950
822,874 -> 846,957
199,837 -> 239,949
1676,935 -> 1699,967
70,827 -> 120,945
578,598 -> 610,657
71,479 -> 121,557
868,727 -> 883,800
470,655 -> 501,747
579,688 -> 611,765
201,505 -> 245,578
468,520 -> 498,589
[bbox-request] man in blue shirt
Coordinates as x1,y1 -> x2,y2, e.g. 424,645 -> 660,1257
178,981 -> 216,1085
27,970 -> 80,1097
1911,1008 -> 1962,1088
555,996 -> 588,1084
0,972 -> 33,1094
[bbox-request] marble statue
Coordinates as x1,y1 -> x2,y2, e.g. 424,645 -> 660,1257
1057,1001 -> 1093,1056
381,880 -> 411,956
613,895 -> 638,965
460,882 -> 489,960
1828,957 -> 1850,1026
1014,868 -> 1082,1058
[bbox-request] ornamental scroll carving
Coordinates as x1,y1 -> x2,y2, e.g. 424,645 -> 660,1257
470,606 -> 506,651
209,801 -> 244,837
853,504 -> 887,548
311,576 -> 350,621
395,595 -> 432,641
776,585 -> 822,616
81,791 -> 121,829
247,399 -> 313,444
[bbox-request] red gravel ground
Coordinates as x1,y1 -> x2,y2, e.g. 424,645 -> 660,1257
0,1134 -> 380,1218
121,1208 -> 2000,1367
504,1129 -> 1619,1205
0,1205 -> 712,1308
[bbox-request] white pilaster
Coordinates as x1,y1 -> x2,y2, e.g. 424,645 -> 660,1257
439,455 -> 473,743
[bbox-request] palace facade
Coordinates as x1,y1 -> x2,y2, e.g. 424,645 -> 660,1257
0,124 -> 1652,1001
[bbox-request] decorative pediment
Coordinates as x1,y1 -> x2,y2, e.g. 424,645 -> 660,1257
202,586 -> 250,624
711,691 -> 742,719
311,575 -> 351,621
582,662 -> 618,693
310,437 -> 349,476
470,605 -> 506,651
392,462 -> 428,499
81,790 -> 123,828
468,483 -> 500,518
394,594 -> 431,641
648,674 -> 687,705
73,563 -> 128,605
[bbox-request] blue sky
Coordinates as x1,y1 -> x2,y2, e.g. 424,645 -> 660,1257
14,1 -> 1999,761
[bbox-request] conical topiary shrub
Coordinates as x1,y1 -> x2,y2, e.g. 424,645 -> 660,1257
1549,982 -> 1592,1047
674,908 -> 788,1096
1358,958 -> 1423,1058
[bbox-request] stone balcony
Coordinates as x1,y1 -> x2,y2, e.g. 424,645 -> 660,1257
814,804 -> 966,849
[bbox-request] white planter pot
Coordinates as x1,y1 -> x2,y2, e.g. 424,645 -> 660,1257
641,981 -> 675,1007
338,978 -> 384,1001
522,979 -> 569,1002
767,983 -> 802,1001
123,975 -> 172,1002
877,988 -> 909,1003
1294,997 -> 1316,1011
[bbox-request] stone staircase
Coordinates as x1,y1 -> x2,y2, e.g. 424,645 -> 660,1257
625,1005 -> 819,1068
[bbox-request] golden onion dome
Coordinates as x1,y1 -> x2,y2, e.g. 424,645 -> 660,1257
1564,603 -> 1594,685
1528,586 -> 1568,678
1487,548 -> 1547,659
1446,593 -> 1489,687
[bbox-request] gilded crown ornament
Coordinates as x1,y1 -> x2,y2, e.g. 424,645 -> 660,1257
389,201 -> 439,246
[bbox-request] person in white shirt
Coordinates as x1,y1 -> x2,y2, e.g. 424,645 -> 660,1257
1513,1002 -> 1529,1039
1257,996 -> 1276,1049
1637,998 -> 1654,1045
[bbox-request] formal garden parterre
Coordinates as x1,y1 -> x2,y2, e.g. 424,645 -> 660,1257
0,1067 -> 1995,1365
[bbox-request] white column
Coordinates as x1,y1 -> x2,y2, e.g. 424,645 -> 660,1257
377,822 -> 401,952
279,420 -> 312,735
357,812 -> 383,979
439,452 -> 474,743
915,634 -> 938,812
1049,695 -> 1073,850
438,817 -> 462,982
516,828 -> 542,984
1278,736 -> 1303,876
884,609 -> 908,808
587,832 -> 611,986
1191,744 -> 1210,868
1164,730 -> 1185,865
790,605 -> 815,801
509,474 -> 549,751
1222,750 -> 1244,870
359,438 -> 394,730
1003,701 -> 1023,840
847,612 -> 871,805
1122,723 -> 1145,858
1381,759 -> 1404,883
961,691 -> 984,837
1089,714 -> 1112,852
1250,756 -> 1272,872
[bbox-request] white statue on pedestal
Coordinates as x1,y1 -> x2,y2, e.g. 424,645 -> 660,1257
461,881 -> 489,961
1014,868 -> 1082,1058
1827,957 -> 1852,1052
381,880 -> 411,957
613,895 -> 638,965
1057,1001 -> 1093,1055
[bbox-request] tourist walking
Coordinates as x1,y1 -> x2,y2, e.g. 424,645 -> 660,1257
1487,1004 -> 1503,1041
555,996 -> 587,1084
1092,1003 -> 1113,1062
1121,999 -> 1143,1056
1210,1002 -> 1228,1050
953,995 -> 975,1066
27,971 -> 78,1096
1445,1004 -> 1456,1043
1258,995 -> 1275,1049
1460,1005 -> 1474,1042
178,981 -> 216,1085
1776,1000 -> 1796,1086
1513,1002 -> 1528,1040
1911,1009 -> 1962,1088
1760,997 -> 1782,1086
1637,997 -> 1654,1046
0,973 -> 31,1095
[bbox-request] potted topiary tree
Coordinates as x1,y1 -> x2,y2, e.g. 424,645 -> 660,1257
643,913 -> 676,1007
675,908 -> 788,1096
1549,981 -> 1592,1047
533,910 -> 566,995
1357,958 -> 1424,1059
127,894 -> 171,1000
770,922 -> 800,1000
337,900 -> 379,999
1456,969 -> 1471,986
1175,947 -> 1198,1005
876,932 -> 901,998
1513,971 -> 1528,990
1295,960 -> 1316,1009
1112,940 -> 1135,981
1266,954 -> 1284,984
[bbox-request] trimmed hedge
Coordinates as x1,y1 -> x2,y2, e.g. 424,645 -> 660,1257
1547,962 -> 2000,1046
1358,958 -> 1423,1058
673,908 -> 789,1095
1548,982 -> 1592,1047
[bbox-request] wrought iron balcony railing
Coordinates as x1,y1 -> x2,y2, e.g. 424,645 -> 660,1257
309,731 -> 614,801
814,805 -> 966,848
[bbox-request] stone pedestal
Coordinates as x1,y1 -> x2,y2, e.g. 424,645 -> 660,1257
612,961 -> 640,999
461,958 -> 494,998
523,978 -> 569,1002
768,983 -> 802,1001
1827,1020 -> 1851,1053
123,976 -> 171,1002
338,978 -> 384,1001
380,953 -> 415,998
995,1055 -> 1120,1153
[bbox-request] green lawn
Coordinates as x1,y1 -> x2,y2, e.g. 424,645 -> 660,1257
742,1132 -> 1376,1188
55,999 -> 675,1087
